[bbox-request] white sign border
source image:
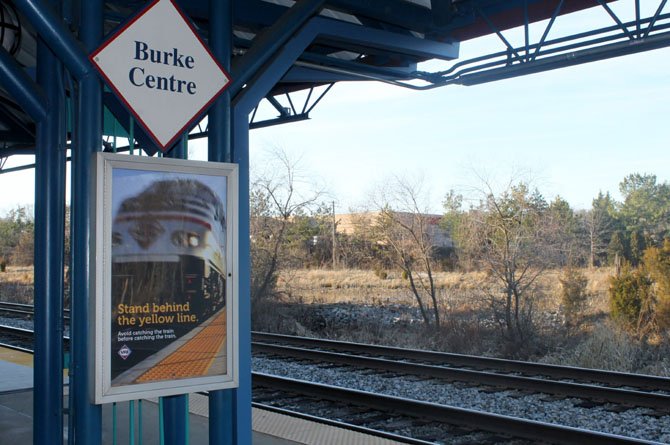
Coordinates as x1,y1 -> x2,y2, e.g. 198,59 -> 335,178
89,0 -> 232,152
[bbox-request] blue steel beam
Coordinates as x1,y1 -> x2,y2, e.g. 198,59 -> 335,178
443,0 -> 613,42
184,0 -> 432,36
0,107 -> 35,144
325,0 -> 432,33
281,65 -> 362,83
221,2 -> 329,443
235,14 -> 460,100
69,0 -> 103,443
312,16 -> 459,61
234,18 -> 340,114
13,0 -> 91,79
229,0 -> 326,97
0,47 -> 46,122
34,15 -> 66,444
227,20 -> 338,444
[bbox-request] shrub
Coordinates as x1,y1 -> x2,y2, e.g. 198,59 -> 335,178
642,239 -> 670,330
373,266 -> 387,280
609,266 -> 652,331
559,267 -> 589,321
549,321 -> 643,372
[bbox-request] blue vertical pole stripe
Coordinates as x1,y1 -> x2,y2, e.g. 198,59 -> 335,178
161,138 -> 188,445
34,0 -> 66,441
113,402 -> 117,445
129,400 -> 135,445
208,0 -> 235,443
159,398 -> 165,445
71,0 -> 103,442
139,400 -> 143,445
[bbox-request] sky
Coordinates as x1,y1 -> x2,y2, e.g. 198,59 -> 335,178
0,2 -> 669,215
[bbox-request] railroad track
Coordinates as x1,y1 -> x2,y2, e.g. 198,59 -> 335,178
0,301 -> 37,319
252,332 -> 670,443
0,301 -> 70,321
252,331 -> 670,393
2,323 -> 668,443
0,323 -> 34,351
253,373 -> 661,445
252,339 -> 670,411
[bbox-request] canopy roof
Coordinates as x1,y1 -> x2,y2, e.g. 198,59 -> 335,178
1,0 -> 668,158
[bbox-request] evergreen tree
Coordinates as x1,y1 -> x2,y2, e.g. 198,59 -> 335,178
642,239 -> 670,330
629,230 -> 647,267
608,231 -> 628,267
548,196 -> 580,265
619,173 -> 670,244
586,191 -> 618,267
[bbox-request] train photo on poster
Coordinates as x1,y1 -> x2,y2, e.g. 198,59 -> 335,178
110,175 -> 227,382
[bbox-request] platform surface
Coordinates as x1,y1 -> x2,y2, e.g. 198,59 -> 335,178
0,350 -> 403,444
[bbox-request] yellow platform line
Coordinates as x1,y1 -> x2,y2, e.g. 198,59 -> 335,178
136,310 -> 227,382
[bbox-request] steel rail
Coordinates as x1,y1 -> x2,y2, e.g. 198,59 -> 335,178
0,323 -> 35,349
0,340 -> 33,353
252,332 -> 670,392
0,302 -> 34,310
0,302 -> 70,320
0,301 -> 36,317
253,373 -> 662,445
253,341 -> 670,411
0,323 -> 69,346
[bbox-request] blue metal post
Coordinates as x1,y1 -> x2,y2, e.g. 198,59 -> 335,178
213,3 -> 326,442
162,395 -> 187,445
34,4 -> 66,443
70,0 -> 102,443
162,138 -> 188,445
208,0 -> 236,443
231,107 -> 252,445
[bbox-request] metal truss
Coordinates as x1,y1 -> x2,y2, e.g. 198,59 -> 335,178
249,82 -> 334,129
312,0 -> 670,90
429,0 -> 670,87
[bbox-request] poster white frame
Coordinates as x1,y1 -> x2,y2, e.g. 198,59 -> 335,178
91,152 -> 239,404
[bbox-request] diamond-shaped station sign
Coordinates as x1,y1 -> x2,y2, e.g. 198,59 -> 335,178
90,0 -> 231,151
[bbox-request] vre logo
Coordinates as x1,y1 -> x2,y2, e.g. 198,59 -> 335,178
118,344 -> 132,360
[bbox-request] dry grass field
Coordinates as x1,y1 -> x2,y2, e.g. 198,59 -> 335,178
277,267 -> 613,315
3,265 -> 668,375
0,266 -> 34,303
268,267 -> 669,376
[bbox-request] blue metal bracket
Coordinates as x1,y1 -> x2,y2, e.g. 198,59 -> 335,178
0,47 -> 46,122
229,0 -> 327,97
249,83 -> 334,129
13,0 -> 92,79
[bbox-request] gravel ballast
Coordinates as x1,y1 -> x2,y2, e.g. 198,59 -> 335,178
253,355 -> 670,444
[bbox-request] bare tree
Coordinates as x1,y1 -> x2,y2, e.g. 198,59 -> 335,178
454,179 -> 560,342
369,175 -> 444,327
250,148 -> 325,302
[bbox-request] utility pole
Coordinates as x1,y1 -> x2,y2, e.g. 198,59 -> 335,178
332,200 -> 337,269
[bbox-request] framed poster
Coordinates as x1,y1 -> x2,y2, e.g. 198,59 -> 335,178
91,152 -> 238,404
